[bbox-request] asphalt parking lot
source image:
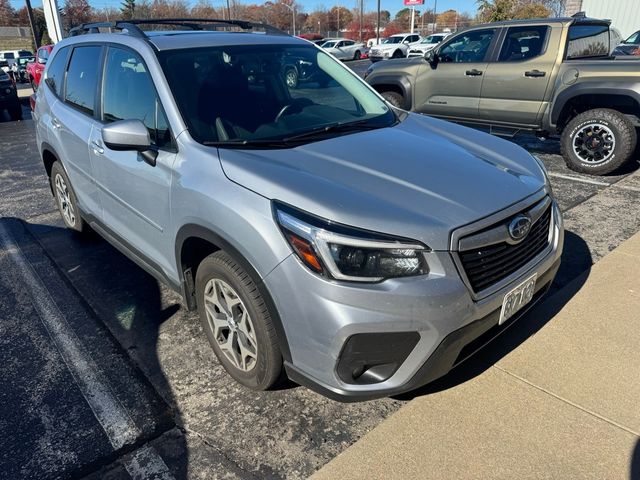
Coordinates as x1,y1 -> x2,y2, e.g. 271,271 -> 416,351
1,72 -> 639,479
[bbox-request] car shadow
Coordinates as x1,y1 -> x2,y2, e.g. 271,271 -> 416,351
20,220 -> 189,477
395,230 -> 592,400
631,438 -> 640,480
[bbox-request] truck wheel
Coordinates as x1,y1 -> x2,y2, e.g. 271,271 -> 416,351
561,109 -> 637,175
381,91 -> 405,109
50,161 -> 86,233
284,66 -> 298,89
30,77 -> 37,92
353,50 -> 361,60
392,50 -> 404,59
195,251 -> 283,391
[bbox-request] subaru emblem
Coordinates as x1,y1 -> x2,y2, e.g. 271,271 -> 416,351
508,215 -> 531,241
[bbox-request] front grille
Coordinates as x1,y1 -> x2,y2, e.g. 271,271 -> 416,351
459,204 -> 552,293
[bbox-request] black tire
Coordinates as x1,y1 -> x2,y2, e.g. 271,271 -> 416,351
561,108 -> 637,175
50,161 -> 86,233
30,77 -> 37,92
9,102 -> 22,121
195,251 -> 283,391
381,91 -> 405,109
354,50 -> 361,60
392,49 -> 404,59
284,66 -> 298,89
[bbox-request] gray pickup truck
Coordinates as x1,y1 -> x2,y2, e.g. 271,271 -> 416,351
365,14 -> 640,175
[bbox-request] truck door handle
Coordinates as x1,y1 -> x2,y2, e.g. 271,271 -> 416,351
91,141 -> 104,155
465,69 -> 483,76
525,70 -> 546,77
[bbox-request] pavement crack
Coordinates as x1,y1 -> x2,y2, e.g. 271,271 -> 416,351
494,366 -> 640,437
181,426 -> 282,480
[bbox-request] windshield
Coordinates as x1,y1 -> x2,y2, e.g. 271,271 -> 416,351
322,41 -> 337,48
18,50 -> 33,57
158,44 -> 394,147
421,35 -> 442,44
383,37 -> 404,44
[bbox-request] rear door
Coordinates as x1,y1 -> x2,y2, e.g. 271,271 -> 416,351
49,44 -> 103,218
414,28 -> 498,120
479,25 -> 559,126
89,46 -> 176,274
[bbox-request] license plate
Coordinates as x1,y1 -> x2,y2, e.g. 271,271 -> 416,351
499,274 -> 537,325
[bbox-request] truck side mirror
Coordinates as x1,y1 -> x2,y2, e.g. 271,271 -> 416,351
425,50 -> 439,67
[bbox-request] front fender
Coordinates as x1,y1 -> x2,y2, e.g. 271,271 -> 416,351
366,73 -> 414,110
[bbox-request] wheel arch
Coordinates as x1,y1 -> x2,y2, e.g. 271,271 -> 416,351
40,142 -> 62,195
175,223 -> 292,363
367,74 -> 413,110
551,84 -> 640,131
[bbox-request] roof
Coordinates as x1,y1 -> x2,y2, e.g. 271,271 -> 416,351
469,15 -> 610,30
147,31 -> 306,51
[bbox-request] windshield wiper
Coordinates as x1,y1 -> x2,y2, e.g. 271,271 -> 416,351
202,139 -> 290,148
282,119 -> 384,143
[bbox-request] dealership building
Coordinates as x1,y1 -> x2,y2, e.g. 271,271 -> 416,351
564,0 -> 639,38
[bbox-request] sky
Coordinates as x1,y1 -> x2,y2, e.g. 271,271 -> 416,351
10,0 -> 480,18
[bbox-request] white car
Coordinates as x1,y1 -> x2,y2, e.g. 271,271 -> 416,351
407,33 -> 451,58
368,33 -> 422,62
321,38 -> 366,61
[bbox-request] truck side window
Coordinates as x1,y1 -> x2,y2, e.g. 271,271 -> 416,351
439,29 -> 496,63
102,47 -> 173,150
566,24 -> 610,59
498,26 -> 549,62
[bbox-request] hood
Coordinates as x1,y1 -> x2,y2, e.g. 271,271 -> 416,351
218,114 -> 546,250
373,43 -> 406,51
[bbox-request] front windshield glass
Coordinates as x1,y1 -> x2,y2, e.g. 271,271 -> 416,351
158,44 -> 395,146
421,35 -> 441,44
383,37 -> 404,44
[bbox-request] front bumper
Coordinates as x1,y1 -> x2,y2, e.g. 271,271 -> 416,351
266,199 -> 564,401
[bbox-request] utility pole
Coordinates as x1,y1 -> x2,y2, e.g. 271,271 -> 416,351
24,0 -> 41,49
359,0 -> 363,42
376,0 -> 380,45
283,3 -> 296,36
337,6 -> 339,34
433,0 -> 437,32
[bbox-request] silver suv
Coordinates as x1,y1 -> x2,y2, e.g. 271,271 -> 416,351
34,19 -> 563,401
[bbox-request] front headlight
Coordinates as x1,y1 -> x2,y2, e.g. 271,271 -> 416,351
274,203 -> 429,282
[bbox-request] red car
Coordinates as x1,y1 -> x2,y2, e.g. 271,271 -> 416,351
26,44 -> 53,90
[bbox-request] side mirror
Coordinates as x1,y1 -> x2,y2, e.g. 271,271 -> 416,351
102,119 -> 157,166
38,57 -> 47,65
403,40 -> 410,44
425,49 -> 439,67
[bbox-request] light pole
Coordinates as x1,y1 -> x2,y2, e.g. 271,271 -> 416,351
283,3 -> 296,36
376,0 -> 380,45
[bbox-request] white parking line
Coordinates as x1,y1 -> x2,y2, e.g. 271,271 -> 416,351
547,172 -> 610,186
0,223 -> 174,480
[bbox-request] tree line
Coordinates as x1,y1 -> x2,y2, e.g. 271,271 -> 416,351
0,0 -> 563,46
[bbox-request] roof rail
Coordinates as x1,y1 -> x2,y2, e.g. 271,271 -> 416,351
69,18 -> 287,38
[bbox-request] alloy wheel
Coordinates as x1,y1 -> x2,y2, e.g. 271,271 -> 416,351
54,173 -> 76,227
203,278 -> 258,372
572,123 -> 616,165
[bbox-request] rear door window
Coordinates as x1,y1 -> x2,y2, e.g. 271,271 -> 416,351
65,45 -> 102,115
498,26 -> 549,62
45,46 -> 69,97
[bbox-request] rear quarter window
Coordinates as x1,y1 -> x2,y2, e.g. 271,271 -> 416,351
566,24 -> 610,59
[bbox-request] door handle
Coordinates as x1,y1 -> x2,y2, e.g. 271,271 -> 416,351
91,141 -> 104,155
525,70 -> 546,77
465,69 -> 483,76
51,117 -> 61,129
